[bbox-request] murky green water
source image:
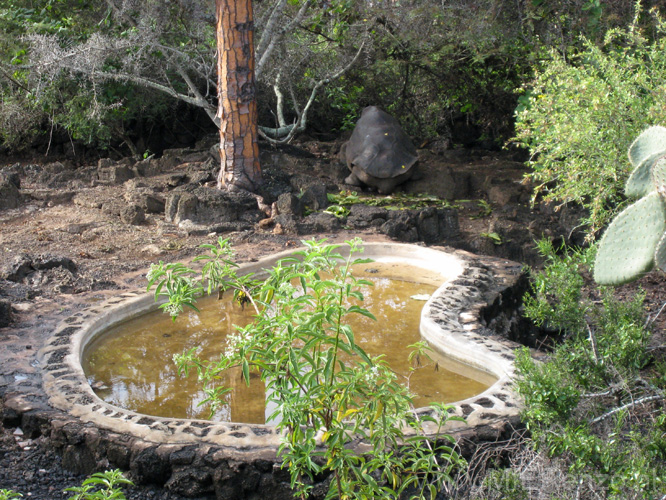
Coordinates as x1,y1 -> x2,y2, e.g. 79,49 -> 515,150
83,262 -> 495,423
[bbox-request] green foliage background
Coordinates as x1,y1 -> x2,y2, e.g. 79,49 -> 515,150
0,0 -> 658,154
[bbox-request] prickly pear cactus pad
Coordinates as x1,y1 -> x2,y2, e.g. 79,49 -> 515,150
626,126 -> 666,198
626,152 -> 664,198
594,192 -> 666,285
654,231 -> 666,272
628,126 -> 666,167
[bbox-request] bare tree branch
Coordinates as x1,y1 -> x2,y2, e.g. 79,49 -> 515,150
174,64 -> 219,126
23,0 -> 368,141
262,39 -> 366,144
273,70 -> 287,128
90,70 -> 217,120
256,0 -> 313,79
103,0 -> 138,27
590,393 -> 664,425
586,322 -> 599,364
256,0 -> 288,61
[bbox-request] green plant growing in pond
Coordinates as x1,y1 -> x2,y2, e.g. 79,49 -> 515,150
595,126 -> 666,285
147,237 -> 465,499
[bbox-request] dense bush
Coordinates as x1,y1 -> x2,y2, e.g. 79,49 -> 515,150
512,240 -> 665,499
514,6 -> 666,235
315,0 -> 651,144
0,0 -> 193,154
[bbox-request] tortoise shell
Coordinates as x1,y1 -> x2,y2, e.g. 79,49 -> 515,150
344,106 -> 418,179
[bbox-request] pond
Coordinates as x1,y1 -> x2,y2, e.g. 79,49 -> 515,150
83,262 -> 496,423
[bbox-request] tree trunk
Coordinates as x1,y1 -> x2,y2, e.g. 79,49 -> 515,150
216,0 -> 261,192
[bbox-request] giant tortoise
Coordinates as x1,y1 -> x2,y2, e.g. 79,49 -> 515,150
340,106 -> 418,194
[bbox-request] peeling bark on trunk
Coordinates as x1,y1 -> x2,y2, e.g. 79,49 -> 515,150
216,0 -> 261,192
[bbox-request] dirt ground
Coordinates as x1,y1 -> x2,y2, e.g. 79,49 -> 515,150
1,141 -> 665,498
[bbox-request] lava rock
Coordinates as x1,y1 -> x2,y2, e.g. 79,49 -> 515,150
416,207 -> 460,243
143,194 -> 166,214
61,444 -> 96,475
298,183 -> 329,212
2,171 -> 20,189
165,192 -> 197,223
34,254 -> 77,273
1,255 -> 33,282
165,468 -> 214,497
0,174 -> 21,210
130,446 -> 171,485
273,214 -> 298,235
276,193 -> 302,216
166,174 -> 188,187
346,204 -> 387,229
97,165 -> 135,185
0,299 -> 11,327
188,171 -> 213,186
380,212 -> 419,242
120,204 -> 145,225
166,187 -> 263,226
0,280 -> 34,301
300,213 -> 342,233
1,254 -> 77,283
123,178 -> 165,214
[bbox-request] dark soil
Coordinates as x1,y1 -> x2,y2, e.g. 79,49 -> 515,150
0,140 -> 664,499
0,425 -> 193,499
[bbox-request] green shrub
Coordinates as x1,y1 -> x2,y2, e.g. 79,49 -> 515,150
593,290 -> 651,370
64,470 -> 133,500
515,239 -> 664,499
515,347 -> 581,430
476,469 -> 528,500
513,7 -> 666,236
523,240 -> 594,334
148,237 -> 465,499
522,240 -> 651,387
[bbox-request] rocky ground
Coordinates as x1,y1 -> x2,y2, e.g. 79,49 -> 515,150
0,138 -> 664,499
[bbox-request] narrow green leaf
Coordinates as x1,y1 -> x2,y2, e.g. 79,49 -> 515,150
241,359 -> 250,386
153,280 -> 165,298
341,324 -> 355,347
347,305 -> 376,321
